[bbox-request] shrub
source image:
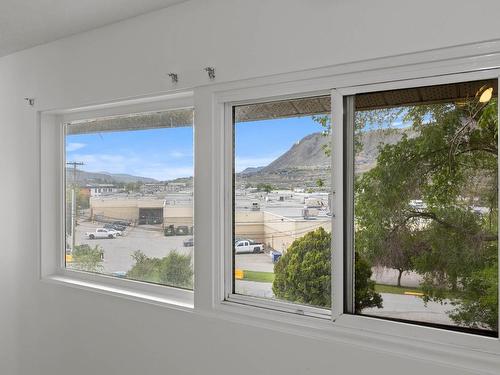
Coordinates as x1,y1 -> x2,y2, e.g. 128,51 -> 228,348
71,244 -> 104,273
273,227 -> 382,312
126,250 -> 193,289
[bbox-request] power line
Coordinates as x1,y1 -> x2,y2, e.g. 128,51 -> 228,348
67,161 -> 84,253
66,161 -> 84,183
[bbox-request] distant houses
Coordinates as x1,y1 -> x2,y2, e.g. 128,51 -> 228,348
83,184 -> 119,197
140,182 -> 187,194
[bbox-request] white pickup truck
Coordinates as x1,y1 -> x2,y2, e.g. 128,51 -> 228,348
85,228 -> 120,239
234,239 -> 265,254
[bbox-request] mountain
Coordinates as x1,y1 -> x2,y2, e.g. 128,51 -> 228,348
261,132 -> 330,173
66,169 -> 158,185
236,128 -> 411,187
240,166 -> 265,175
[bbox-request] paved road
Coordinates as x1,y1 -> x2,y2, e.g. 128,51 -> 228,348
235,280 -> 455,325
363,293 -> 454,325
235,253 -> 275,272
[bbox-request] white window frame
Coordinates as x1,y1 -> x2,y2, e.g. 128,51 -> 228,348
223,91 -> 333,319
39,91 -> 195,309
332,69 -> 500,345
210,52 -> 500,371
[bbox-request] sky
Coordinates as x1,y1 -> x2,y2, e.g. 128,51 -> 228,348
235,116 -> 325,172
66,126 -> 194,181
65,111 -> 412,181
66,116 -> 326,180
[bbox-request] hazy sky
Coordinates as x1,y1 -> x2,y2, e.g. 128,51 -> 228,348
66,126 -> 194,181
65,109 -> 415,181
235,116 -> 324,172
66,116 -> 326,180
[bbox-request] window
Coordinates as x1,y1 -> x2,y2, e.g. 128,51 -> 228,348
344,79 -> 498,336
231,95 -> 333,314
64,108 -> 194,290
224,75 -> 499,339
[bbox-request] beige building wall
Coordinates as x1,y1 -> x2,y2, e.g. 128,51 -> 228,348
91,197 -> 328,251
90,197 -> 164,222
91,206 -> 139,222
164,206 -> 193,227
235,211 -> 265,243
262,212 -> 330,252
235,210 -> 330,252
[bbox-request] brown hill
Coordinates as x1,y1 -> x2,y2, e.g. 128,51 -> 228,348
236,128 -> 412,189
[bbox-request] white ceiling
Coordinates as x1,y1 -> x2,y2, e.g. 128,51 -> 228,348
0,0 -> 187,58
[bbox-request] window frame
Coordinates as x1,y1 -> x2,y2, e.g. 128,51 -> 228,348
223,91 -> 333,319
213,68 -> 500,356
331,69 -> 500,347
40,92 -> 195,309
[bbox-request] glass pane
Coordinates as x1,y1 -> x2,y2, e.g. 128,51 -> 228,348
353,79 -> 498,335
64,108 -> 194,290
233,96 -> 332,309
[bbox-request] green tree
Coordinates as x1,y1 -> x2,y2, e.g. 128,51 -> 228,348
316,178 -> 324,188
256,183 -> 274,193
125,182 -> 136,192
125,181 -> 144,193
71,244 -> 104,272
355,97 -> 498,330
448,263 -> 498,330
272,227 -> 382,311
127,250 -> 161,283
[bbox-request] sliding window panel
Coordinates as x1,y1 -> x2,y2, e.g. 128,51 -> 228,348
348,79 -> 498,336
232,95 -> 333,311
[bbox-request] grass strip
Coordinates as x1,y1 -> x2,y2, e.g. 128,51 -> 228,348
375,283 -> 423,295
242,270 -> 275,283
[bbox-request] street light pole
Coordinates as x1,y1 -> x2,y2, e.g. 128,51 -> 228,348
67,161 -> 84,252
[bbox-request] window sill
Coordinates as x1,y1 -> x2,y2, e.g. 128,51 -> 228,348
42,272 -> 194,311
209,299 -> 500,375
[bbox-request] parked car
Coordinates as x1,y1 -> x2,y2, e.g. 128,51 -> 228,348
104,223 -> 126,233
234,239 -> 264,254
113,220 -> 131,227
164,225 -> 175,236
94,215 -> 130,226
183,238 -> 194,247
85,228 -> 120,239
176,225 -> 189,235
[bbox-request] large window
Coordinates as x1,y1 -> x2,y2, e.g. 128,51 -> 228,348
227,77 -> 499,338
64,108 -> 194,290
346,79 -> 498,336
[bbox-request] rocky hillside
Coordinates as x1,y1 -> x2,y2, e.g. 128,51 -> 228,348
237,128 -> 411,187
261,132 -> 330,172
355,128 -> 412,173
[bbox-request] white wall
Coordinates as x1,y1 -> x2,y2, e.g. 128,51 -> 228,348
1,1 -> 500,374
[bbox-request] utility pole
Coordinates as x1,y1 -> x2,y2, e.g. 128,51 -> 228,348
67,162 -> 84,252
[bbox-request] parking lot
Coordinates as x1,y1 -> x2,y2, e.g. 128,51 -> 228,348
74,222 -> 194,274
235,253 -> 274,272
74,222 -> 272,276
